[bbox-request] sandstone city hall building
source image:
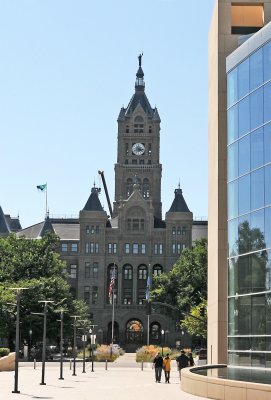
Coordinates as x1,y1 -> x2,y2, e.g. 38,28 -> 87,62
1,56 -> 207,350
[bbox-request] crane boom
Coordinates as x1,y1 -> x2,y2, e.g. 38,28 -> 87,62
98,170 -> 113,218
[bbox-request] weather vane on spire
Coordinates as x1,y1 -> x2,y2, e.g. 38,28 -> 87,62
138,52 -> 143,67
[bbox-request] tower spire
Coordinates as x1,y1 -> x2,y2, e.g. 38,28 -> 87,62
135,53 -> 145,91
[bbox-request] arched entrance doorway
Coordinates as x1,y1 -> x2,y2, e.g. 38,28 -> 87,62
125,319 -> 143,345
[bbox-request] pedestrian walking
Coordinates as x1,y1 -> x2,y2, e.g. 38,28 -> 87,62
188,352 -> 194,366
176,350 -> 189,380
163,353 -> 171,383
152,352 -> 163,383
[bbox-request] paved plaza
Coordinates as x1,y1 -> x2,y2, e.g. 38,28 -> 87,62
0,356 -> 207,400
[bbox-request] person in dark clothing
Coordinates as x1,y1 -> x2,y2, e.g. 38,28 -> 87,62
188,352 -> 194,366
176,350 -> 189,379
152,352 -> 163,382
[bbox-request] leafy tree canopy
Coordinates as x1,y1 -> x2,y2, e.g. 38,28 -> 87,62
180,299 -> 207,340
151,238 -> 207,313
0,233 -> 89,345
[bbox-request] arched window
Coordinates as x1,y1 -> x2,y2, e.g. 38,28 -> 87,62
123,265 -> 133,280
153,265 -> 163,276
177,226 -> 181,235
134,116 -> 144,123
126,178 -> 133,198
142,178 -> 150,198
138,265 -> 148,280
172,226 -> 176,235
150,322 -> 161,341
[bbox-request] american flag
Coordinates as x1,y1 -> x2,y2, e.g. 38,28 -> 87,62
108,268 -> 116,300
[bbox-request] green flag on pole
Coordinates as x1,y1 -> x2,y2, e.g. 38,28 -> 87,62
36,184 -> 47,191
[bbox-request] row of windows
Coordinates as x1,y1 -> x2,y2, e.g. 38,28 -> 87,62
86,225 -> 99,234
85,242 -> 99,254
126,178 -> 150,198
228,41 -> 271,108
228,207 -> 271,257
228,83 -> 271,144
228,123 -> 271,182
61,243 -> 78,253
125,126 -> 152,134
172,226 -> 186,235
228,165 -> 271,220
69,264 -> 163,280
228,249 -> 271,296
83,286 -> 153,306
125,159 -> 152,165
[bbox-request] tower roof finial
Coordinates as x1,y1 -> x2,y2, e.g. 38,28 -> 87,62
138,52 -> 143,67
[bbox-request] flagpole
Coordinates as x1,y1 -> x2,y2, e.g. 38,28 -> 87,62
111,263 -> 115,345
45,183 -> 48,218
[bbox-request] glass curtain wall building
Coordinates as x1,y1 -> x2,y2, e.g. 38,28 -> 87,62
227,25 -> 271,368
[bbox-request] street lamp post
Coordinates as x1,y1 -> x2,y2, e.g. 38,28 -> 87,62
70,315 -> 80,376
89,325 -> 97,373
56,309 -> 65,380
10,287 -> 29,394
161,329 -> 165,356
78,320 -> 89,374
37,300 -> 54,385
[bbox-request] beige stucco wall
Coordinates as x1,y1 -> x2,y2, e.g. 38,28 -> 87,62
208,0 -> 271,365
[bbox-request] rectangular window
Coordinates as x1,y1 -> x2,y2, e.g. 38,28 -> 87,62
159,244 -> 163,254
133,243 -> 139,254
133,219 -> 139,230
113,243 -> 117,254
71,243 -> 78,252
231,4 -> 264,35
154,244 -> 158,255
123,289 -> 132,305
108,243 -> 112,254
138,289 -> 146,304
172,244 -> 176,254
70,264 -> 77,279
91,225 -> 95,234
139,159 -> 144,165
177,243 -> 181,254
84,286 -> 90,304
132,159 -> 137,165
61,243 -> 68,252
92,286 -> 98,305
95,243 -> 99,253
93,262 -> 98,278
125,143 -> 129,155
86,225 -> 90,234
148,143 -> 152,154
90,242 -> 94,253
85,243 -> 90,254
85,262 -> 91,278
96,225 -> 99,234
125,243 -> 130,254
141,243 -> 146,254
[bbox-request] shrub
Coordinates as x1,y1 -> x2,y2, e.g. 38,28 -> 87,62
94,344 -> 119,362
136,345 -> 175,362
0,348 -> 10,357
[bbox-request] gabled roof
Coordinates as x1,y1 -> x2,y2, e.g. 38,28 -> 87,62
0,206 -> 10,235
125,91 -> 154,117
83,187 -> 104,212
168,188 -> 190,213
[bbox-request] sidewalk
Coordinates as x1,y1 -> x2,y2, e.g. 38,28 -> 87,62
1,362 -> 207,400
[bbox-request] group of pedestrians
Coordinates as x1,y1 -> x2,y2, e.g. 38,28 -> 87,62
152,352 -> 171,383
152,349 -> 194,384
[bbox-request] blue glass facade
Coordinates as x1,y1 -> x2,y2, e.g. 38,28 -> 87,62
227,41 -> 271,368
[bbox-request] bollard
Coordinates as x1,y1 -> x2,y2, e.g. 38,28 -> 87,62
141,360 -> 143,371
34,359 -> 36,369
105,359 -> 107,370
70,359 -> 72,370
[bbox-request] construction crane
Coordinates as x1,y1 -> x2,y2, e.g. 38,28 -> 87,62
98,170 -> 113,218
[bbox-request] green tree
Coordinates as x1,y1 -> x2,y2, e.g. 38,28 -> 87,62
151,239 -> 207,313
0,233 -> 89,348
180,300 -> 207,341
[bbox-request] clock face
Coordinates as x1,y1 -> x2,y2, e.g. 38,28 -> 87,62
132,143 -> 145,156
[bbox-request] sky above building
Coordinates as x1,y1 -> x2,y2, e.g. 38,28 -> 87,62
0,0 -> 214,228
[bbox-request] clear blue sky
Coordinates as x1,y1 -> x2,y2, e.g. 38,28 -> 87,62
0,0 -> 214,228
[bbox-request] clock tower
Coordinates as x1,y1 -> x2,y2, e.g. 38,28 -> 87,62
113,55 -> 162,219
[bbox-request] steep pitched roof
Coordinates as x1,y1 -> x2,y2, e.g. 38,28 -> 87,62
39,218 -> 55,237
0,206 -> 10,235
125,91 -> 154,116
83,187 -> 104,212
168,188 -> 190,213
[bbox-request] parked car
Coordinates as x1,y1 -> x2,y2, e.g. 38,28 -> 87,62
194,348 -> 207,366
